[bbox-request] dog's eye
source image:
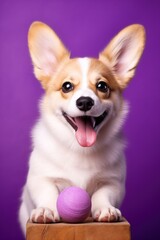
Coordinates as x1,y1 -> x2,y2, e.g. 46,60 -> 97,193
96,81 -> 110,94
62,82 -> 74,93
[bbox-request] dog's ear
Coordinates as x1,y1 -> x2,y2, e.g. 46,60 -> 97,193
28,22 -> 70,89
99,24 -> 146,89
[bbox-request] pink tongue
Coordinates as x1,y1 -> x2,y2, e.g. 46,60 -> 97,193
75,117 -> 97,147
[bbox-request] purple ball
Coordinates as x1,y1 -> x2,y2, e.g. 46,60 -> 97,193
57,186 -> 91,223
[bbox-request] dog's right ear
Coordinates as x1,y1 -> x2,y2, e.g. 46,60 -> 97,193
28,22 -> 70,89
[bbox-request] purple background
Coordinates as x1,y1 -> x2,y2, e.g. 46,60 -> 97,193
0,1 -> 159,239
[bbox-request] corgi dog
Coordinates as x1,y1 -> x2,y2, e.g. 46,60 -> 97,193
19,22 -> 145,234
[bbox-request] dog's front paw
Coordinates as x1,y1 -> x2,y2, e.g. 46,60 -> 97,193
92,206 -> 122,222
30,207 -> 60,223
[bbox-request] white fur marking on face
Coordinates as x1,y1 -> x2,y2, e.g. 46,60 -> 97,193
65,57 -> 106,117
78,58 -> 91,89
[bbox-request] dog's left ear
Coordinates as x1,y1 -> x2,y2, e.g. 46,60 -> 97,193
28,22 -> 70,89
99,24 -> 146,89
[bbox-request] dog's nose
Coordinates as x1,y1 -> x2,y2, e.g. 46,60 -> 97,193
76,97 -> 94,112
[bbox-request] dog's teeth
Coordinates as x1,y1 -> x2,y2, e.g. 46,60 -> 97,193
91,117 -> 96,128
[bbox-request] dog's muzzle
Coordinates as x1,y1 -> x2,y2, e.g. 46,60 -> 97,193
63,110 -> 108,148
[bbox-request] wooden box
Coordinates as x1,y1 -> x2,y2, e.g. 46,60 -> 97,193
26,218 -> 130,240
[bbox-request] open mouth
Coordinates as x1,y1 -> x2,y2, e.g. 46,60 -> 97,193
63,111 -> 108,147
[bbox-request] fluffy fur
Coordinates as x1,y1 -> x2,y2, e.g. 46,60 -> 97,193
19,22 -> 145,234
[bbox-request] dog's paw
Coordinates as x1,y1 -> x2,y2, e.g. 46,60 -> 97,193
92,206 -> 122,222
30,207 -> 60,223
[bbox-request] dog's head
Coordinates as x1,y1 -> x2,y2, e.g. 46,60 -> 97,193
28,22 -> 145,148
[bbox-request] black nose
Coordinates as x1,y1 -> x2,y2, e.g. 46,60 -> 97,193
76,97 -> 94,112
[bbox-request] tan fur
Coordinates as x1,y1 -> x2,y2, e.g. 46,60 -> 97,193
28,22 -> 145,93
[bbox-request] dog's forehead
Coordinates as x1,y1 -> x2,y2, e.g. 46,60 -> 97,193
66,57 -> 110,86
50,57 -> 116,92
62,57 -> 91,80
